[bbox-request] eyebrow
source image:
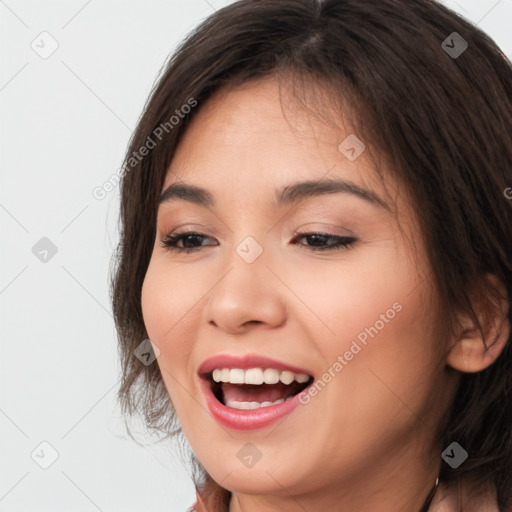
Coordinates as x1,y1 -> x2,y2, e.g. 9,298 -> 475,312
158,178 -> 390,211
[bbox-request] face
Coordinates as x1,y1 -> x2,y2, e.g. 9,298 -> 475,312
141,77 -> 453,508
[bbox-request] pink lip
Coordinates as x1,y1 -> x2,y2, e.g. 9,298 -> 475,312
199,375 -> 307,431
197,353 -> 313,376
197,353 -> 313,431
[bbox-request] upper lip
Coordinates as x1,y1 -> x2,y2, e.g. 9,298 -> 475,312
198,353 -> 314,377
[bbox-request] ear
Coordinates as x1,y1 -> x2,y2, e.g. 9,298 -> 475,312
447,274 -> 510,373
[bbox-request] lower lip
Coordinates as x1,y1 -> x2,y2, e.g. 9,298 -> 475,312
199,377 -> 305,431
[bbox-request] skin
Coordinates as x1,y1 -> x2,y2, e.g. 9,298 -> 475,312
140,76 -> 509,511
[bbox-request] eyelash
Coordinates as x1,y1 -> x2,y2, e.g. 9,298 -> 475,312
159,231 -> 357,254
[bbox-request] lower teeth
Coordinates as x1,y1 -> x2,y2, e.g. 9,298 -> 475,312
225,397 -> 293,410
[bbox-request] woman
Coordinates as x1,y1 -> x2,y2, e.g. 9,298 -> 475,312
110,1 -> 512,510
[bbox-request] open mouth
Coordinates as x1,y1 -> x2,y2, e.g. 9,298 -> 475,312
203,369 -> 314,410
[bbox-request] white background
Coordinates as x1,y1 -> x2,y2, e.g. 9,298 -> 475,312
1,1 -> 511,511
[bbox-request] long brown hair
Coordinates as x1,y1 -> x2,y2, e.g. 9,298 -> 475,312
110,1 -> 512,510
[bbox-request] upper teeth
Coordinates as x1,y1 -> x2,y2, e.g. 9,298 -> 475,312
212,368 -> 310,385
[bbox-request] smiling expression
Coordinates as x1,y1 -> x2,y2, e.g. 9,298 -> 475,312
140,75 -> 454,508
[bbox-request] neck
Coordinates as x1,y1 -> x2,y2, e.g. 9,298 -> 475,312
229,462 -> 440,512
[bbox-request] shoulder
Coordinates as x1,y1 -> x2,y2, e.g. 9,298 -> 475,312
430,479 -> 500,512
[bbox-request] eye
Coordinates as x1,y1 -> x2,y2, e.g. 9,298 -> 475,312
159,231 -> 217,254
291,232 -> 357,252
159,230 -> 357,254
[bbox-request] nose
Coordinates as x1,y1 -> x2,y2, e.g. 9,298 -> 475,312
205,238 -> 287,335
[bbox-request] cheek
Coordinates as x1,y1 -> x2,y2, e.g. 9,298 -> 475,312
140,259 -> 202,419
141,266 -> 167,344
291,243 -> 407,346
321,272 -> 438,432
141,256 -> 203,341
140,258 -> 199,373
304,243 -> 437,406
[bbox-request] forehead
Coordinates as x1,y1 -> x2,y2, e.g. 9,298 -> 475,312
163,76 -> 395,211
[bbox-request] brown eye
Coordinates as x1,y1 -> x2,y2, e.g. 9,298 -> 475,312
160,231 -> 217,253
292,233 -> 357,252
